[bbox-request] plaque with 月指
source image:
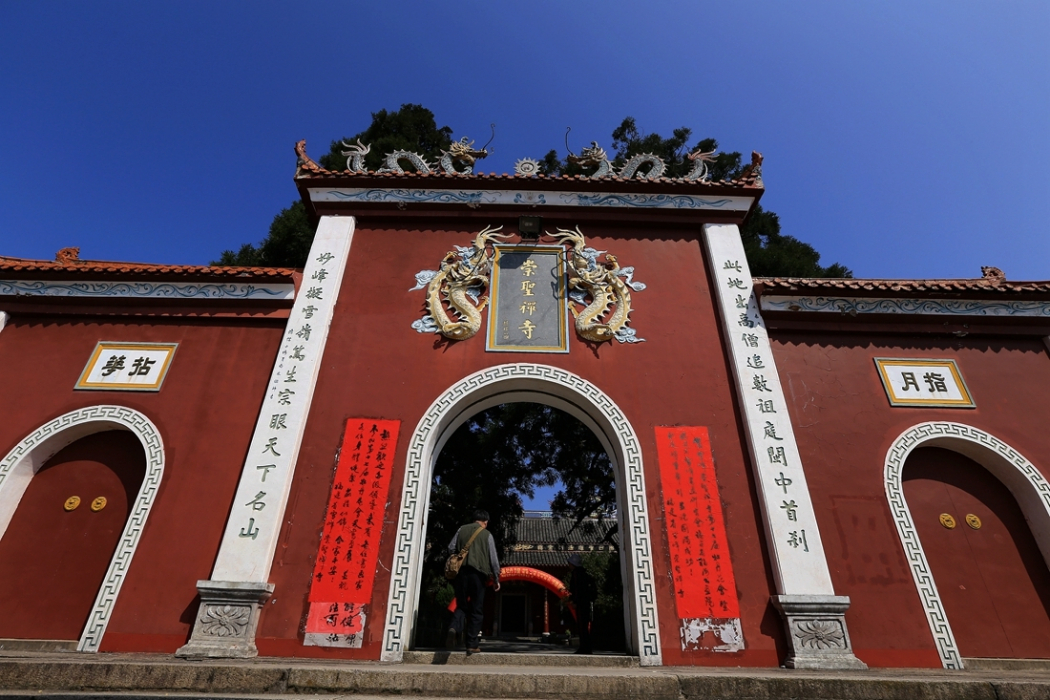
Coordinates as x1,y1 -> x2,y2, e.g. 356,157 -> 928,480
486,245 -> 569,353
304,418 -> 399,648
656,426 -> 745,652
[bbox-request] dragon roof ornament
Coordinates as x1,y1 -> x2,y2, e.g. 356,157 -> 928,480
293,139 -> 762,188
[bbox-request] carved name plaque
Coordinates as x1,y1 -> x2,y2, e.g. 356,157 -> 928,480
874,358 -> 974,408
655,426 -> 743,652
486,245 -> 569,353
76,342 -> 177,391
304,418 -> 399,648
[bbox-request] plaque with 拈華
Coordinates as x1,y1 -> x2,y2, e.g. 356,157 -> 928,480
486,245 -> 569,353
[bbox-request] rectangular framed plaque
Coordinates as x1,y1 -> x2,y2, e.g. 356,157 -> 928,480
874,358 -> 975,408
486,245 -> 569,353
76,341 -> 178,392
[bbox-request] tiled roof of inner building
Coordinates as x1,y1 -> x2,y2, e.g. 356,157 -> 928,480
0,254 -> 297,281
512,516 -> 618,545
755,272 -> 1050,296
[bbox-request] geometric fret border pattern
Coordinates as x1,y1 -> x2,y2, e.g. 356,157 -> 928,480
0,405 -> 165,652
884,421 -> 1050,669
310,187 -> 755,213
762,295 -> 1050,318
0,279 -> 294,301
380,363 -> 662,665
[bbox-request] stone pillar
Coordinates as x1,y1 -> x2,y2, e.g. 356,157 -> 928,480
703,223 -> 865,670
177,216 -> 355,658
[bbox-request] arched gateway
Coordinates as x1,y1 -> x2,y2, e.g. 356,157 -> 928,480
14,139 -> 1050,669
380,363 -> 661,664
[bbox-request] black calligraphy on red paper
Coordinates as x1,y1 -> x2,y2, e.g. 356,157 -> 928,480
656,426 -> 744,651
304,418 -> 399,648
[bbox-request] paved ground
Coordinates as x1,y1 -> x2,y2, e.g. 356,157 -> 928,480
2,650 -> 1050,699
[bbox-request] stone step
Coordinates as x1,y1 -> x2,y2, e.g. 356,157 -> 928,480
402,650 -> 639,667
962,657 -> 1050,671
0,696 -> 523,700
2,653 -> 1050,700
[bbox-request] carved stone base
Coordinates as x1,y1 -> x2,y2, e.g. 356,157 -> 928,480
175,580 -> 274,659
772,594 -> 867,670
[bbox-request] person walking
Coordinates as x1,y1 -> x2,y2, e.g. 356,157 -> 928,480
447,509 -> 501,655
567,553 -> 595,654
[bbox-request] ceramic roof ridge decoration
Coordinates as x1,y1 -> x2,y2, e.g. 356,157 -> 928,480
437,130 -> 493,175
684,147 -> 717,182
55,247 -> 81,264
566,141 -> 615,178
755,269 -> 1050,296
292,139 -> 764,188
0,254 -> 298,280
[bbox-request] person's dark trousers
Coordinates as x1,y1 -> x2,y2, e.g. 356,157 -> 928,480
577,604 -> 593,653
448,574 -> 466,644
450,565 -> 487,649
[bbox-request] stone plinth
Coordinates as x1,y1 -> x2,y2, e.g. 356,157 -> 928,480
175,580 -> 274,659
772,594 -> 867,670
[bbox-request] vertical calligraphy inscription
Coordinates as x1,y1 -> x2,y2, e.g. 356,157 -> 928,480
303,417 -> 400,648
655,426 -> 744,652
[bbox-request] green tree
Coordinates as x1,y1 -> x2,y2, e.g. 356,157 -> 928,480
424,403 -> 615,567
742,205 -> 852,278
319,103 -> 453,173
544,118 -> 852,278
213,104 -> 453,267
213,200 -> 314,267
216,111 -> 851,278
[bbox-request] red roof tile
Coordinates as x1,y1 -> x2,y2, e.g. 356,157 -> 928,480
756,269 -> 1050,296
0,254 -> 297,281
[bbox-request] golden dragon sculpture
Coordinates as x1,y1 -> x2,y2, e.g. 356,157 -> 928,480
410,226 -> 510,340
554,227 -> 646,344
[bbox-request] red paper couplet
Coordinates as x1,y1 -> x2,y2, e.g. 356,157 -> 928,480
655,426 -> 740,620
304,418 -> 399,646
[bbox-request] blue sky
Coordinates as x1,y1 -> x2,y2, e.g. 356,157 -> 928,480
1,2 -> 1047,281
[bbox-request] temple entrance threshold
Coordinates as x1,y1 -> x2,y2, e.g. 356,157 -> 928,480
380,363 -> 662,665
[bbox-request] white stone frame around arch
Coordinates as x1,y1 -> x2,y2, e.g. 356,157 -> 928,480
0,405 -> 165,652
884,421 -> 1050,669
380,363 -> 662,666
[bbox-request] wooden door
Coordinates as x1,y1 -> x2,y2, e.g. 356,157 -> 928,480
904,446 -> 1050,658
0,431 -> 145,641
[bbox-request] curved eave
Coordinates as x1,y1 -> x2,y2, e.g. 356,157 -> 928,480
295,170 -> 764,225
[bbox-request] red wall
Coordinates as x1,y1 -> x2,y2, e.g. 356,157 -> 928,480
256,217 -> 783,666
769,331 -> 1050,667
0,314 -> 284,651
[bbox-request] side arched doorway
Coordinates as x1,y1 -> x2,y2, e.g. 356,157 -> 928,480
903,447 -> 1050,659
0,431 -> 145,643
0,406 -> 165,651
380,363 -> 662,665
885,422 -> 1050,668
